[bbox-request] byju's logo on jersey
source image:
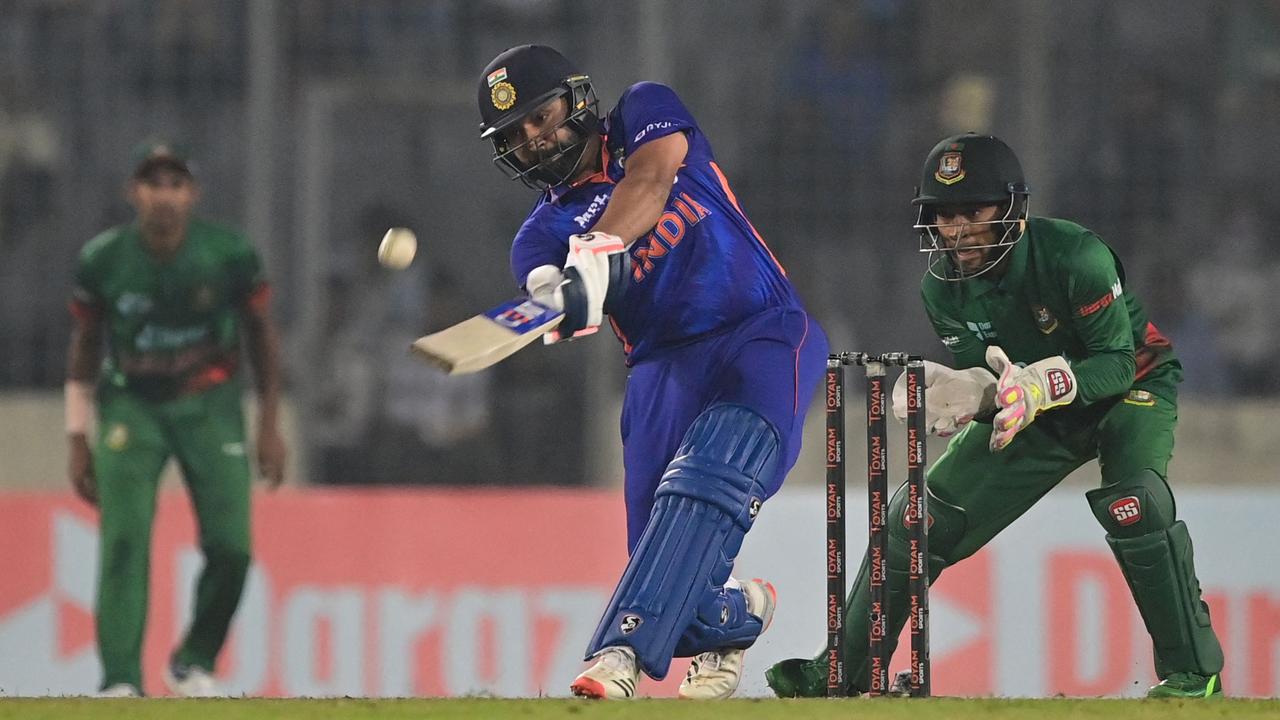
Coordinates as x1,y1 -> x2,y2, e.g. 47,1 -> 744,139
966,321 -> 997,342
574,193 -> 611,229
633,121 -> 674,144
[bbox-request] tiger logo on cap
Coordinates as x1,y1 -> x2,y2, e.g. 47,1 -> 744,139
935,150 -> 965,185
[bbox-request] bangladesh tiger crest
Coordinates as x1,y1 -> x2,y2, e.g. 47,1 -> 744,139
935,151 -> 965,185
105,423 -> 130,451
1031,304 -> 1059,334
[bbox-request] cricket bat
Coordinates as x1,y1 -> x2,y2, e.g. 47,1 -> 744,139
410,297 -> 564,374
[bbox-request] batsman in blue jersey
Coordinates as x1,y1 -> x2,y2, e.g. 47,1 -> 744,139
476,45 -> 829,699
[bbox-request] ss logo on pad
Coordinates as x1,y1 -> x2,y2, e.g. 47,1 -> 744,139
620,614 -> 642,634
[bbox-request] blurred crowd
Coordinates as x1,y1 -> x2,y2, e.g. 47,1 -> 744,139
2,0 -> 1279,486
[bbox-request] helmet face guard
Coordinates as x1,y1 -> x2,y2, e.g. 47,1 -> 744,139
910,133 -> 1030,281
484,75 -> 599,191
914,191 -> 1029,281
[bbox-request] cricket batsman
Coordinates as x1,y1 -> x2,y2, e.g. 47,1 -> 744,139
474,45 -> 829,699
766,133 -> 1224,699
66,142 -> 286,697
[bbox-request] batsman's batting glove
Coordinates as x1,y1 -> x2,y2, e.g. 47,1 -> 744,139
526,264 -> 593,345
986,345 -> 1077,451
525,264 -> 565,310
551,231 -> 630,341
891,360 -> 997,438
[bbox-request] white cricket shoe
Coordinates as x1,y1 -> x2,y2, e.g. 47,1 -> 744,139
164,660 -> 223,697
570,646 -> 640,699
95,683 -> 141,698
678,578 -> 777,699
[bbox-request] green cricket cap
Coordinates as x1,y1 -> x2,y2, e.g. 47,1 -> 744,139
130,139 -> 194,179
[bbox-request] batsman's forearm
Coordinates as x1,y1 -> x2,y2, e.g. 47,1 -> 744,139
1068,349 -> 1135,404
591,174 -> 673,247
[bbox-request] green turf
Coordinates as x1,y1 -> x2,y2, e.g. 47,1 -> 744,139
2,698 -> 1278,720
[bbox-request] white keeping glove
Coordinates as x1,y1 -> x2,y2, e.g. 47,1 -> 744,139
552,232 -> 630,342
986,346 -> 1078,451
891,360 -> 997,438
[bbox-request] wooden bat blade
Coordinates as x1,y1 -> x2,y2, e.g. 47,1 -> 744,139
410,298 -> 563,374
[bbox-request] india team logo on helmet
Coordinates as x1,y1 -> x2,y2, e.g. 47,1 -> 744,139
935,150 -> 965,185
486,66 -> 517,111
491,81 -> 516,111
477,45 -> 601,190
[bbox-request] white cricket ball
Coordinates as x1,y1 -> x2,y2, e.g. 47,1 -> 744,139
377,227 -> 417,270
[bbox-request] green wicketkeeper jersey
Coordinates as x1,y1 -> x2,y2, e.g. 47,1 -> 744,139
921,217 -> 1180,410
71,218 -> 266,401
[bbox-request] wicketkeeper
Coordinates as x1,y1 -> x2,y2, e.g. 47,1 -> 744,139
766,133 -> 1224,699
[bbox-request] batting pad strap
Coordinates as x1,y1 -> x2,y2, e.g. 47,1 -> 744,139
584,404 -> 779,679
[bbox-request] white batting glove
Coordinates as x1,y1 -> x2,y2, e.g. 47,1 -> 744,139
552,231 -> 630,341
525,264 -> 565,310
527,264 -> 600,345
987,346 -> 1078,451
891,360 -> 996,438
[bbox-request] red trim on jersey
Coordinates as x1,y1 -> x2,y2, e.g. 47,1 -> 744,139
568,137 -> 615,189
68,298 -> 102,323
181,357 -> 238,395
793,314 -> 810,415
609,316 -> 633,357
1134,321 -> 1172,381
1076,288 -> 1120,317
708,162 -> 786,276
244,282 -> 272,313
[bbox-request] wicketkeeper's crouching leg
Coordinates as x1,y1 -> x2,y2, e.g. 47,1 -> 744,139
766,484 -> 965,697
1087,469 -> 1224,698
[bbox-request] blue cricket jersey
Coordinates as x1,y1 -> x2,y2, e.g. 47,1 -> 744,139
509,81 -> 802,364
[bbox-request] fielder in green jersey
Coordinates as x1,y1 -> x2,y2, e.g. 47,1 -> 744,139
65,142 -> 286,698
767,134 -> 1223,699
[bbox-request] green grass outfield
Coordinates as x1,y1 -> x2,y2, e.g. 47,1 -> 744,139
3,698 -> 1279,720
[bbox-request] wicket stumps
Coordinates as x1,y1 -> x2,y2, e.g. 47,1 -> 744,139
825,352 -> 930,698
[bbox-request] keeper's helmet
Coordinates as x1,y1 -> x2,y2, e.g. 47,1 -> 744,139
477,44 -> 599,190
912,133 -> 1031,281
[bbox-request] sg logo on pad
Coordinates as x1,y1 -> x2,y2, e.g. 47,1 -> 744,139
620,614 -> 642,634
